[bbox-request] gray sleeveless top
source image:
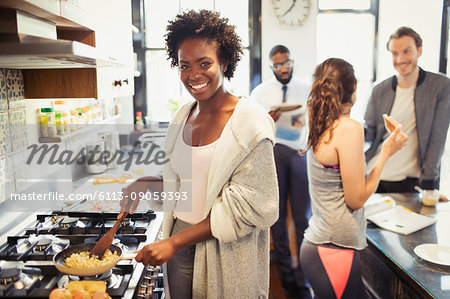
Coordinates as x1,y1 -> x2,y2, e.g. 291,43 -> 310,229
304,151 -> 367,250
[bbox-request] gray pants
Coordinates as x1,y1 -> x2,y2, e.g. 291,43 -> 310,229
167,218 -> 195,299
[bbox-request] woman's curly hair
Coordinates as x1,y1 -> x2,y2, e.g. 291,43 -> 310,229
307,58 -> 356,150
165,9 -> 243,80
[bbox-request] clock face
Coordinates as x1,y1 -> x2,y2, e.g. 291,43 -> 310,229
273,0 -> 311,27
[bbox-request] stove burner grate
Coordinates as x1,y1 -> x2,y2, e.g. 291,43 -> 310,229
0,268 -> 21,285
34,238 -> 52,252
59,217 -> 79,228
121,218 -> 131,226
58,269 -> 120,289
73,269 -> 112,281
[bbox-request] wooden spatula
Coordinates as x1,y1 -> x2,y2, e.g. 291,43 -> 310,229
90,212 -> 128,258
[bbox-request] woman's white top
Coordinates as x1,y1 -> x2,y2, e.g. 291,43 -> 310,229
171,119 -> 218,225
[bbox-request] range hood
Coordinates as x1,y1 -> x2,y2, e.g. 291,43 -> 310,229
0,9 -> 123,69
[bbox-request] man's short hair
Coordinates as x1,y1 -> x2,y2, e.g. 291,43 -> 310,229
386,26 -> 423,50
269,45 -> 290,59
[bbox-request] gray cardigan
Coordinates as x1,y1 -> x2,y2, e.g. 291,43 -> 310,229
160,97 -> 279,298
364,68 -> 450,189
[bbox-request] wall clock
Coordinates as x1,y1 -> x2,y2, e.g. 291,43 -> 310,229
273,0 -> 311,27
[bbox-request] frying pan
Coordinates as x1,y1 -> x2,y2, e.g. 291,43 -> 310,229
53,242 -> 136,276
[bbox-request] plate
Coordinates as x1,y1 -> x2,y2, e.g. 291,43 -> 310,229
414,243 -> 450,266
270,103 -> 302,112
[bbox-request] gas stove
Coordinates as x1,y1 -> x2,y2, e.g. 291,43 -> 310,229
0,210 -> 163,298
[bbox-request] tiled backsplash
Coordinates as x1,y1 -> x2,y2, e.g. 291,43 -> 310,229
5,69 -> 25,110
0,111 -> 10,156
0,70 -> 8,112
0,68 -> 28,201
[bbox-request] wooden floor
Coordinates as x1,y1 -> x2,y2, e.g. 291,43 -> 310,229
269,200 -> 300,299
269,260 -> 289,299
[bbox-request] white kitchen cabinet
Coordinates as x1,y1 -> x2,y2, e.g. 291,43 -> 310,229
93,0 -> 134,99
93,0 -> 133,65
0,0 -> 60,21
0,0 -> 94,29
59,0 -> 96,30
20,0 -> 135,99
96,67 -> 134,100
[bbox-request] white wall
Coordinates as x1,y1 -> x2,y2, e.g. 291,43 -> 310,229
377,0 -> 443,81
260,0 -> 318,84
261,0 -> 443,83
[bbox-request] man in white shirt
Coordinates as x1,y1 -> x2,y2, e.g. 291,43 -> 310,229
250,45 -> 311,299
365,27 -> 450,194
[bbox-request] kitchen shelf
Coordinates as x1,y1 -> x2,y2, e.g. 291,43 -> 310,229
38,114 -> 121,143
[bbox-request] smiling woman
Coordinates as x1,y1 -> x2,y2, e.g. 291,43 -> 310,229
144,0 -> 251,121
121,9 -> 279,299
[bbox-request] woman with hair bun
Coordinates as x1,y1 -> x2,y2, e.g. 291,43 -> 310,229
122,9 -> 278,299
299,58 -> 408,298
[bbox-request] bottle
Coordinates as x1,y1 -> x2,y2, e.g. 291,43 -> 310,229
62,112 -> 70,134
82,107 -> 92,124
70,109 -> 78,131
55,113 -> 64,136
54,100 -> 70,133
40,108 -> 55,138
78,108 -> 88,128
53,100 -> 68,117
136,111 -> 144,130
94,104 -> 102,122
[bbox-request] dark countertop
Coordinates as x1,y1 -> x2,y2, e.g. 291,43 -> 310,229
365,192 -> 450,298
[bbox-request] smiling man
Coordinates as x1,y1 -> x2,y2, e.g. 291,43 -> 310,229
365,27 -> 450,193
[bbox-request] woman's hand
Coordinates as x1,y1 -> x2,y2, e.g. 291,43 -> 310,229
381,126 -> 409,158
134,216 -> 213,265
118,176 -> 162,219
135,238 -> 178,266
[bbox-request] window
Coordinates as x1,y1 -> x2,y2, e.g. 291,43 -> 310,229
144,0 -> 250,121
316,0 -> 378,123
319,0 -> 370,10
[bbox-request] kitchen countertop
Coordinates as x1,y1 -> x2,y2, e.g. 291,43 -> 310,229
365,192 -> 450,298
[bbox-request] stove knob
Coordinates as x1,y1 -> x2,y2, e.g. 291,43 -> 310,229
146,286 -> 153,297
142,276 -> 151,286
147,266 -> 161,272
138,285 -> 148,295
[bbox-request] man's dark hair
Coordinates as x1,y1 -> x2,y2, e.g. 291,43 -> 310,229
386,26 -> 423,50
165,9 -> 242,80
269,45 -> 290,59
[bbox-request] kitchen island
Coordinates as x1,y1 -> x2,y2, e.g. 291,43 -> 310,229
361,193 -> 450,298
